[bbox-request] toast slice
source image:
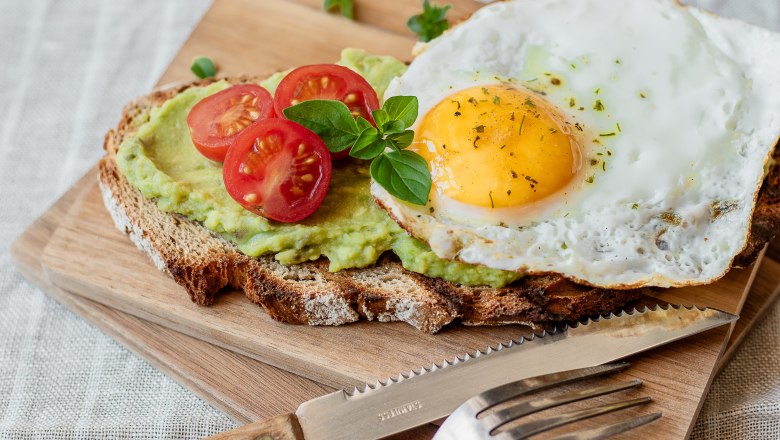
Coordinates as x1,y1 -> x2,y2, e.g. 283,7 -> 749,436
97,77 -> 778,333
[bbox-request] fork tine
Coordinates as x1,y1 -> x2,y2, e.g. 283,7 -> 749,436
495,396 -> 652,440
483,379 -> 642,431
550,412 -> 662,440
473,362 -> 631,413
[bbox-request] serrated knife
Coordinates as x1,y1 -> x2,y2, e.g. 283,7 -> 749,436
207,305 -> 736,440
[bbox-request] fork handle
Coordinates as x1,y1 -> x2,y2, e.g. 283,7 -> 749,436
205,413 -> 305,440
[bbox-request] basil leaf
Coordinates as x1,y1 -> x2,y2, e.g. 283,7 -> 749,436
323,0 -> 354,19
387,130 -> 414,149
283,100 -> 359,152
372,109 -> 390,131
382,120 -> 405,135
351,137 -> 388,160
356,116 -> 373,132
190,56 -> 217,79
370,150 -> 431,205
349,127 -> 380,159
383,96 -> 418,129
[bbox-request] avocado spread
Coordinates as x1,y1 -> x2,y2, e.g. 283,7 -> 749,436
116,49 -> 520,288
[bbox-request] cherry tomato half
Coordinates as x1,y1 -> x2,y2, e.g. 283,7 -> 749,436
223,119 -> 332,222
274,64 -> 380,159
187,84 -> 275,162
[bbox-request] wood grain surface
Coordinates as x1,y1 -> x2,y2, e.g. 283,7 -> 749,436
157,0 -> 487,84
205,413 -> 304,440
11,0 -> 780,438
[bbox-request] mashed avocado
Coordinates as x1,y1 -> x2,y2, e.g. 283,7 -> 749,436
116,49 -> 520,287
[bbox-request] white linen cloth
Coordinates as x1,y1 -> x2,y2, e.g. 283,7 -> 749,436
0,0 -> 778,438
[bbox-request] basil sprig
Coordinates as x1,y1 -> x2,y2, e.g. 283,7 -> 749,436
283,96 -> 431,205
407,0 -> 451,43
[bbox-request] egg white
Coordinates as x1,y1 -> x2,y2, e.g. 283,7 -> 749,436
373,0 -> 780,288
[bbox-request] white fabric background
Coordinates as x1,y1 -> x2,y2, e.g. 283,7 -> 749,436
0,0 -> 778,438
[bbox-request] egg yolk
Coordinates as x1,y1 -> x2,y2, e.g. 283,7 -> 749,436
413,85 -> 582,208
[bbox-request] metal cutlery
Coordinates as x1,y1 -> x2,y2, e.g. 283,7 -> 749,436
433,362 -> 660,440
207,305 -> 734,440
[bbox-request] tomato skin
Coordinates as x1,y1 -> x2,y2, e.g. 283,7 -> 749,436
187,84 -> 275,162
274,64 -> 380,159
223,119 -> 332,223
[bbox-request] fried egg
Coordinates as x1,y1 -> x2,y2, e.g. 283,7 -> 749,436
373,0 -> 780,288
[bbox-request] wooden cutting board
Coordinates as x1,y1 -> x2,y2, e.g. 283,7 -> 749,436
10,0 -> 780,438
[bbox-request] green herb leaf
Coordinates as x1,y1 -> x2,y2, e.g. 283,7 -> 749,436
352,137 -> 389,160
283,100 -> 359,152
370,150 -> 431,205
372,109 -> 390,131
323,0 -> 354,19
407,0 -> 451,42
382,96 -> 419,129
349,128 -> 384,159
190,56 -> 217,79
356,116 -> 373,132
382,120 -> 406,135
387,130 -> 415,149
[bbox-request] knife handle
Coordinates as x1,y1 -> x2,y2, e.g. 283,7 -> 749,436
205,413 -> 305,440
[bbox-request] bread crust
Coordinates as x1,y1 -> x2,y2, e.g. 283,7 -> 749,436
98,77 -> 775,333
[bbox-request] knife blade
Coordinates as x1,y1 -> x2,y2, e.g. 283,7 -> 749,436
207,305 -> 736,440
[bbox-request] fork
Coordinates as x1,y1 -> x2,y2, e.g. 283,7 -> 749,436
433,362 -> 661,440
